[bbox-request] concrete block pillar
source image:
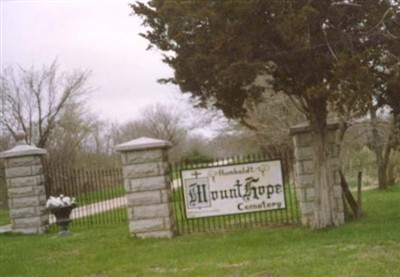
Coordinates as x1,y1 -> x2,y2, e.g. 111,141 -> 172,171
0,131 -> 48,234
116,137 -> 176,238
290,122 -> 344,227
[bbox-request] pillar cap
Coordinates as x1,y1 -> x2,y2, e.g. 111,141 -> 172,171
0,131 -> 47,158
289,120 -> 339,136
116,137 -> 171,152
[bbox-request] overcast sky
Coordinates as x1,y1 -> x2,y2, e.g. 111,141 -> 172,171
1,0 -> 191,123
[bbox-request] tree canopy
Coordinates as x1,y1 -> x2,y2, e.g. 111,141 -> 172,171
133,0 -> 399,124
132,0 -> 399,228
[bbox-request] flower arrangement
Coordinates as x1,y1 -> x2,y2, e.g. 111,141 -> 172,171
46,194 -> 77,236
46,194 -> 76,209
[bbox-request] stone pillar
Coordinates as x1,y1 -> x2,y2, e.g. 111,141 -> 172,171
290,122 -> 344,227
0,131 -> 48,234
116,137 -> 176,238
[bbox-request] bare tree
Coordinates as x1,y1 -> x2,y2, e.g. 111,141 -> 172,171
244,90 -> 306,147
46,102 -> 97,167
1,61 -> 91,148
116,103 -> 188,161
117,104 -> 186,145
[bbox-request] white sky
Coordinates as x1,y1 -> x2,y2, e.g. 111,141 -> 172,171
1,0 -> 191,124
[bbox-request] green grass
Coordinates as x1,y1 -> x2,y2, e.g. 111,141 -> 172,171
1,185 -> 399,277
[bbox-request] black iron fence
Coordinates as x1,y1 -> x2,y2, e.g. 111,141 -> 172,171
44,163 -> 127,228
170,150 -> 300,235
43,149 -> 300,234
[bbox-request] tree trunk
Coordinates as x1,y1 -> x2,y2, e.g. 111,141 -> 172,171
378,156 -> 388,189
370,109 -> 392,190
308,98 -> 339,228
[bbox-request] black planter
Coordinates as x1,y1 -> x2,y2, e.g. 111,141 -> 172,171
49,204 -> 76,236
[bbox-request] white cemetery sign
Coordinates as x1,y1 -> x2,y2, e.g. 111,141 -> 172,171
181,160 -> 286,218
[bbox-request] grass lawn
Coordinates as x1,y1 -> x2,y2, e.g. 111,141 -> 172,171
0,185 -> 399,277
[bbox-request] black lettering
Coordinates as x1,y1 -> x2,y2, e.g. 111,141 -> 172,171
267,184 -> 275,199
197,185 -> 203,203
211,191 -> 219,201
229,188 -> 238,198
251,186 -> 259,199
258,186 -> 265,196
220,190 -> 229,199
188,184 -> 198,206
234,181 -> 242,197
202,184 -> 208,202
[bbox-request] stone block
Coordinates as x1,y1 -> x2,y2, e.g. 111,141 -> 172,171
163,216 -> 175,230
123,162 -> 168,179
295,174 -> 314,187
329,158 -> 340,171
12,225 -> 47,234
123,179 -> 131,192
5,166 -> 33,178
126,191 -> 162,207
294,163 -> 302,177
160,189 -> 171,203
296,188 -> 306,202
133,203 -> 171,219
12,227 -> 41,234
13,216 -> 45,228
10,196 -> 42,209
36,205 -> 47,216
333,185 -> 342,198
301,160 -> 314,174
294,132 -> 313,148
127,207 -> 134,221
122,149 -> 164,165
129,218 -> 165,233
301,214 -> 313,226
305,188 -> 315,201
336,211 -> 345,225
327,129 -> 338,144
6,156 -> 42,168
330,170 -> 339,185
128,176 -> 167,192
335,197 -> 345,213
300,201 -> 314,215
136,230 -> 175,239
294,146 -> 314,161
8,175 -> 44,188
7,185 -> 45,198
30,165 -> 44,175
10,207 -> 37,218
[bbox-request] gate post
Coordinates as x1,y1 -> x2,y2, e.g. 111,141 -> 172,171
116,137 -> 176,238
0,131 -> 48,234
290,122 -> 344,227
